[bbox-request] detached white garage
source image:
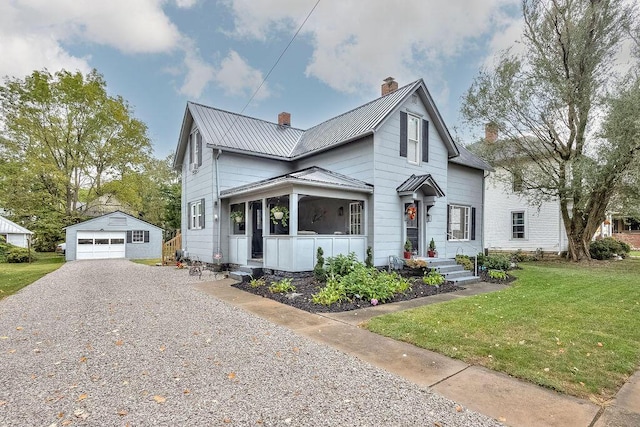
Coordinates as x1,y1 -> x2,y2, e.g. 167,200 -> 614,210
64,211 -> 162,261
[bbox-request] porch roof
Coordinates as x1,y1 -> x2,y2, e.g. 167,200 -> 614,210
396,174 -> 445,197
0,216 -> 33,235
220,167 -> 374,199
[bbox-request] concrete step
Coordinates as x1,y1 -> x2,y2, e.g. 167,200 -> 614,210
434,264 -> 465,274
236,265 -> 263,276
447,275 -> 482,285
441,270 -> 473,279
229,271 -> 252,283
424,258 -> 458,267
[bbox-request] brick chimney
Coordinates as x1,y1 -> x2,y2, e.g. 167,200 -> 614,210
485,122 -> 498,143
278,112 -> 291,127
381,77 -> 398,96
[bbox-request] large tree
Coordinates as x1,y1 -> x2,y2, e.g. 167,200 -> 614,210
463,0 -> 640,261
0,69 -> 152,219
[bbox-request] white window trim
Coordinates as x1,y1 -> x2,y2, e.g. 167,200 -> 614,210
132,230 -> 145,243
511,210 -> 527,240
349,202 -> 363,235
449,204 -> 470,241
190,200 -> 203,230
407,114 -> 420,165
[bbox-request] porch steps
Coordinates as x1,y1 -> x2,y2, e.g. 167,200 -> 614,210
229,265 -> 263,283
426,258 -> 481,285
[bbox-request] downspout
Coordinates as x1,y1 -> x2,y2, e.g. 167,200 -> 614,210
214,148 -> 222,256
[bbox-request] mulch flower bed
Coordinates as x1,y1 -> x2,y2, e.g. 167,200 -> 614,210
232,273 -> 465,314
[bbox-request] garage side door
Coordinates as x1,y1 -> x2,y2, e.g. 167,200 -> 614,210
76,231 -> 126,260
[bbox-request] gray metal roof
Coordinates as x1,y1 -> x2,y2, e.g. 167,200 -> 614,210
220,166 -> 373,198
396,174 -> 445,197
290,80 -> 422,157
0,216 -> 33,235
189,102 -> 303,158
449,143 -> 494,171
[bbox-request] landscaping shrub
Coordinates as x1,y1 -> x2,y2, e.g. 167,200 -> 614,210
365,246 -> 373,268
268,278 -> 296,293
455,254 -> 474,271
325,252 -> 359,278
589,237 -> 631,260
488,269 -> 508,280
478,254 -> 511,270
422,270 -> 445,286
0,239 -> 11,263
249,277 -> 266,288
6,247 -> 35,263
313,247 -> 326,282
312,264 -> 411,305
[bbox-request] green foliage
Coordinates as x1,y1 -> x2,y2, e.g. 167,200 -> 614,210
0,252 -> 64,299
270,205 -> 289,227
589,237 -> 631,260
313,247 -> 326,282
478,254 -> 512,270
365,246 -> 373,268
249,277 -> 266,288
325,252 -> 359,278
455,255 -> 474,271
312,264 -> 411,306
488,269 -> 508,280
268,278 -> 296,294
0,240 -> 11,263
404,239 -> 412,252
6,247 -> 35,263
429,238 -> 436,251
422,270 -> 445,286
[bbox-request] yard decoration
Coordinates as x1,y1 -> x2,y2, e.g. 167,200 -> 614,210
403,239 -> 412,259
270,205 -> 289,227
230,210 -> 244,223
428,238 -> 436,257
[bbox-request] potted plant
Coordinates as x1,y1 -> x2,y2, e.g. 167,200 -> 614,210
230,210 -> 244,223
428,238 -> 437,257
403,239 -> 412,259
270,205 -> 289,227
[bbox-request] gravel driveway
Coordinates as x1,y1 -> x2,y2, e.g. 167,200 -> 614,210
0,260 -> 501,426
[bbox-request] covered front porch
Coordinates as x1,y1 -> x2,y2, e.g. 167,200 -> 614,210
221,167 -> 373,272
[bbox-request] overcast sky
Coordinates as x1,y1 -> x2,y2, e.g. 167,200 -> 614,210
0,0 -> 525,158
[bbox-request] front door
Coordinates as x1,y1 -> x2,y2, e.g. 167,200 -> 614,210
250,200 -> 263,259
405,202 -> 419,255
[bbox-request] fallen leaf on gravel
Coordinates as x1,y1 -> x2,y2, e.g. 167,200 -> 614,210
8,349 -> 15,354
115,340 -> 123,346
117,409 -> 128,416
498,416 -> 507,422
223,418 -> 232,423
0,401 -> 7,406
228,372 -> 236,380
61,420 -> 72,426
57,412 -> 64,418
77,394 -> 88,401
16,327 -> 23,330
153,395 -> 166,404
292,347 -> 300,353
85,343 -> 94,351
79,357 -> 87,363
455,405 -> 463,412
183,389 -> 190,394
275,351 -> 282,358
159,345 -> 166,352
0,336 -> 8,339
434,422 -> 442,427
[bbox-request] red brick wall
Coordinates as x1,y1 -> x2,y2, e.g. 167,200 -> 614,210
613,232 -> 640,250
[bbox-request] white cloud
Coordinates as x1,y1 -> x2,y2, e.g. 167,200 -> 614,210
175,0 -> 198,7
224,0 -> 521,95
179,46 -> 216,98
214,51 -> 271,101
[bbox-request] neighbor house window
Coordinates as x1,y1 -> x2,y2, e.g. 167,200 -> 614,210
189,199 -> 204,230
449,205 -> 470,240
349,202 -> 363,235
132,230 -> 145,243
512,211 -> 525,239
407,115 -> 420,164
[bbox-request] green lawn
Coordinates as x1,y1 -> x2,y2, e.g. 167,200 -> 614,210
630,250 -> 640,257
366,259 -> 640,402
0,252 -> 65,299
131,258 -> 162,266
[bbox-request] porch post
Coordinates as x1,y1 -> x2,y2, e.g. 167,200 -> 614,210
290,193 -> 299,236
262,197 -> 268,236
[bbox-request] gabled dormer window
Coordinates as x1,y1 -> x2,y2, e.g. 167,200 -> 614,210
400,111 -> 429,164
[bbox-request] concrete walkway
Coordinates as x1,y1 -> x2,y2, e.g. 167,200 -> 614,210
194,279 -> 640,427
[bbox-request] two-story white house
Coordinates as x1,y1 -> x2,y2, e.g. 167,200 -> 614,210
173,78 -> 492,272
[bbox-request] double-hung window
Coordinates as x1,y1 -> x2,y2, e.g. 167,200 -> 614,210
132,230 -> 145,243
189,199 -> 204,230
449,205 -> 470,240
407,115 -> 420,164
512,211 -> 525,239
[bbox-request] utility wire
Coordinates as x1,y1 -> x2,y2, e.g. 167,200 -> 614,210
217,0 -> 321,144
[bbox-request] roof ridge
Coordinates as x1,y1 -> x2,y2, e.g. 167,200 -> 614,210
187,101 -> 306,131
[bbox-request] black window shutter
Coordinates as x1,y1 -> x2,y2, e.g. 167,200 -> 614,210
422,119 -> 429,162
126,231 -> 132,243
200,198 -> 205,229
187,202 -> 191,230
471,207 -> 476,240
400,111 -> 407,157
197,132 -> 203,166
144,230 -> 150,243
189,134 -> 193,164
446,205 -> 450,240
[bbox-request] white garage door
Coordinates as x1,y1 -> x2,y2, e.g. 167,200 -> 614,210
76,231 -> 126,260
